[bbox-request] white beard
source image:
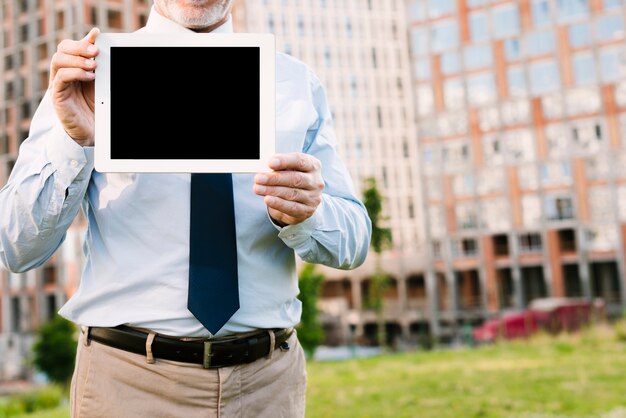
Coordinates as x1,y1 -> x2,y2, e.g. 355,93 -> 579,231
155,0 -> 231,30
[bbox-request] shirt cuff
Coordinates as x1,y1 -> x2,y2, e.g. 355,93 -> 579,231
276,207 -> 321,249
45,124 -> 94,189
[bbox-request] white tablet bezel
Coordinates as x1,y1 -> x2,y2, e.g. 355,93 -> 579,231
94,32 -> 275,173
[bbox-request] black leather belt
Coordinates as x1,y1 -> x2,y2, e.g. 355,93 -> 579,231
87,325 -> 293,369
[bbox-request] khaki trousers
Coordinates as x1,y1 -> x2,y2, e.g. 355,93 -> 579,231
70,329 -> 307,418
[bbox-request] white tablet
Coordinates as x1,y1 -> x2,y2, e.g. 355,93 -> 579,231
94,32 -> 276,173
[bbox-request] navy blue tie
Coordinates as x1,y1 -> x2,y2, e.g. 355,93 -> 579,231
188,173 -> 239,335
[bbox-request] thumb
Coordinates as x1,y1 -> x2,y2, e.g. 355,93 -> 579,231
84,27 -> 100,44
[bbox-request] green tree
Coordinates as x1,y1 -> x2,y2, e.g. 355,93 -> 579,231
362,177 -> 392,349
32,314 -> 78,389
297,263 -> 325,359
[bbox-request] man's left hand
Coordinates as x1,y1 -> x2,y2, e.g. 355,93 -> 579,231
253,153 -> 324,226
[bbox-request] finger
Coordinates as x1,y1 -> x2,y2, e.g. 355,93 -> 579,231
264,195 -> 315,220
51,67 -> 95,90
57,27 -> 100,58
254,171 -> 315,189
269,153 -> 321,172
50,52 -> 97,79
254,184 -> 318,204
84,27 -> 100,44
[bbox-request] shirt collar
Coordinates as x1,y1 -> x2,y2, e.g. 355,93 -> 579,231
144,5 -> 234,34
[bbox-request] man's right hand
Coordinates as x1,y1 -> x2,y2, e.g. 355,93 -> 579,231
49,27 -> 100,147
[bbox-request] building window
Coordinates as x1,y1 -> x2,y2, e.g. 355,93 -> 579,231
90,7 -> 98,25
452,238 -> 479,258
468,0 -> 488,7
107,10 -> 123,29
519,233 -> 543,254
504,38 -> 522,61
477,167 -> 505,194
501,100 -> 530,126
464,44 -> 492,70
544,195 -> 575,221
324,47 -> 331,67
410,1 -> 427,20
453,173 -> 475,196
444,78 -> 466,110
43,266 -> 56,285
618,184 -> 626,221
416,85 -> 435,116
414,58 -> 431,80
479,106 -> 500,131
441,51 -> 461,75
456,203 -> 479,230
569,23 -> 592,48
556,0 -> 589,22
4,54 -> 13,70
545,123 -> 569,157
432,240 -> 443,259
507,66 -> 527,98
525,30 -> 556,57
522,196 -> 542,228
483,135 -> 504,165
428,0 -> 456,18
529,60 -> 560,96
11,296 -> 21,332
589,187 -> 615,222
443,139 -> 471,169
411,27 -> 429,56
297,15 -> 304,37
505,129 -> 535,163
599,47 -> 622,83
586,155 -> 611,180
47,294 -> 57,321
566,87 -> 601,119
531,0 -> 551,26
586,226 -> 618,252
20,24 -> 29,42
431,19 -> 459,53
469,11 -> 489,42
426,176 -> 442,200
438,112 -> 468,137
595,15 -> 625,42
543,94 -> 564,119
539,161 -> 572,186
572,52 -> 596,86
519,165 -> 539,190
572,120 -> 603,153
467,73 -> 496,106
429,206 -> 445,238
481,198 -> 510,232
492,4 -> 520,39
603,0 -> 622,9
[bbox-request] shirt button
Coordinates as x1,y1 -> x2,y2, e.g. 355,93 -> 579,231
70,160 -> 78,168
289,234 -> 295,239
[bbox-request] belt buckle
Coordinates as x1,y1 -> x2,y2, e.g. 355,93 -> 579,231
203,341 -> 213,369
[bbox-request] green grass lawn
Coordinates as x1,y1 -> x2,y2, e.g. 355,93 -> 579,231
306,323 -> 626,418
14,322 -> 626,418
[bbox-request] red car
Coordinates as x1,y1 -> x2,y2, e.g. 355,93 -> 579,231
473,297 -> 605,343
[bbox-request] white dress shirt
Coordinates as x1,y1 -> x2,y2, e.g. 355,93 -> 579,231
0,7 -> 372,337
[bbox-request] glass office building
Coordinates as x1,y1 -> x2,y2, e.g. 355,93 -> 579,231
409,0 -> 626,339
0,0 -> 422,379
0,0 -> 151,382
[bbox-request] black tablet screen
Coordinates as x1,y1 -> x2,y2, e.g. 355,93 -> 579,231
110,46 -> 260,159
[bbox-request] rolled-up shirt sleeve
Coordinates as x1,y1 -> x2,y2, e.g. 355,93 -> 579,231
278,69 -> 372,270
0,91 -> 93,272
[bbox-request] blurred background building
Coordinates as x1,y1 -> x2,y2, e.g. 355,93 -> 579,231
1,0 -> 626,382
408,0 -> 626,341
